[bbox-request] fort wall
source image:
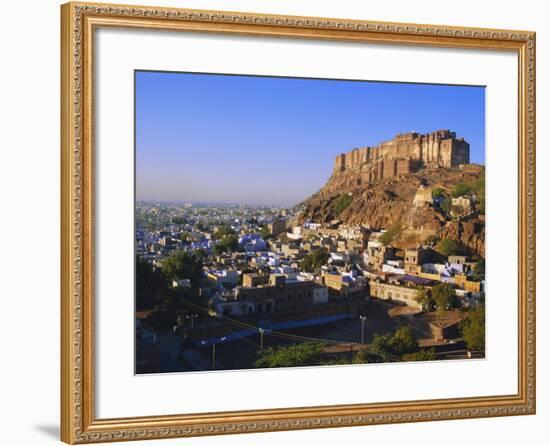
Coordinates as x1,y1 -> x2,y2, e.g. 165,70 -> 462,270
332,130 -> 470,181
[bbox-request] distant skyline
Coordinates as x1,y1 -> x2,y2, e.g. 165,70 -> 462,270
136,71 -> 485,207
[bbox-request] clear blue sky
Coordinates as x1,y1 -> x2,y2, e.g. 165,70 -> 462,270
136,71 -> 485,206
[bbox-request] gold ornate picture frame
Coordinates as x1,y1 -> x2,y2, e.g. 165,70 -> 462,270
60,2 -> 536,443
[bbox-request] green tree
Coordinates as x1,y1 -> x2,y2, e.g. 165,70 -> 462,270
471,177 -> 485,213
171,216 -> 186,224
432,187 -> 444,199
351,349 -> 370,364
440,197 -> 452,215
437,238 -> 460,256
452,183 -> 471,198
389,326 -> 419,356
260,226 -> 272,240
213,243 -> 228,255
472,259 -> 485,281
321,356 -> 353,366
431,283 -> 456,316
415,286 -> 434,311
402,348 -> 437,362
332,193 -> 353,215
255,342 -> 324,368
461,306 -> 485,353
369,333 -> 394,360
301,248 -> 330,272
216,233 -> 239,253
136,257 -> 168,311
177,231 -> 189,242
193,248 -> 207,259
215,224 -> 235,237
162,250 -> 204,286
369,326 -> 419,362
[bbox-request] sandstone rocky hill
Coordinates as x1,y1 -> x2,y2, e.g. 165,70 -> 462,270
298,165 -> 485,257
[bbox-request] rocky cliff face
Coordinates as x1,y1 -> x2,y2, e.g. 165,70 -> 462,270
299,166 -> 485,257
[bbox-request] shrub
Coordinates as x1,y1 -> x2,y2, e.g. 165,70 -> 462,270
378,223 -> 402,246
452,183 -> 471,198
432,187 -> 444,198
255,342 -> 324,368
332,193 -> 353,215
436,238 -> 460,256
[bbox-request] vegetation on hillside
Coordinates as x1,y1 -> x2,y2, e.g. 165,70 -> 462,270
432,187 -> 444,199
378,223 -> 402,246
332,193 -> 353,215
436,237 -> 461,256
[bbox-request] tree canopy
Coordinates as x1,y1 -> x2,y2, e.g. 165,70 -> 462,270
162,250 -> 204,285
432,187 -> 445,199
452,183 -> 471,198
415,286 -> 434,311
370,326 -> 419,361
135,257 -> 168,311
450,178 -> 485,213
255,342 -> 324,368
440,196 -> 452,215
436,238 -> 461,257
431,283 -> 456,316
214,233 -> 239,254
171,216 -> 187,224
461,306 -> 485,353
301,248 -> 330,273
260,226 -> 272,240
472,259 -> 485,281
402,348 -> 437,362
215,224 -> 235,237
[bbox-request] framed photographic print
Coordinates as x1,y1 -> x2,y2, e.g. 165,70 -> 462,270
60,1 -> 536,443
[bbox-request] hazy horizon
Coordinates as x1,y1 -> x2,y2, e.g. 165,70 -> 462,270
136,71 -> 485,207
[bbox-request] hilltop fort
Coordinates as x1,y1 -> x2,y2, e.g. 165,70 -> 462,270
327,130 -> 470,193
299,130 -> 484,255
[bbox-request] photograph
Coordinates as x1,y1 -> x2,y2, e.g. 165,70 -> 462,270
57,3 -> 537,443
134,71 -> 486,374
